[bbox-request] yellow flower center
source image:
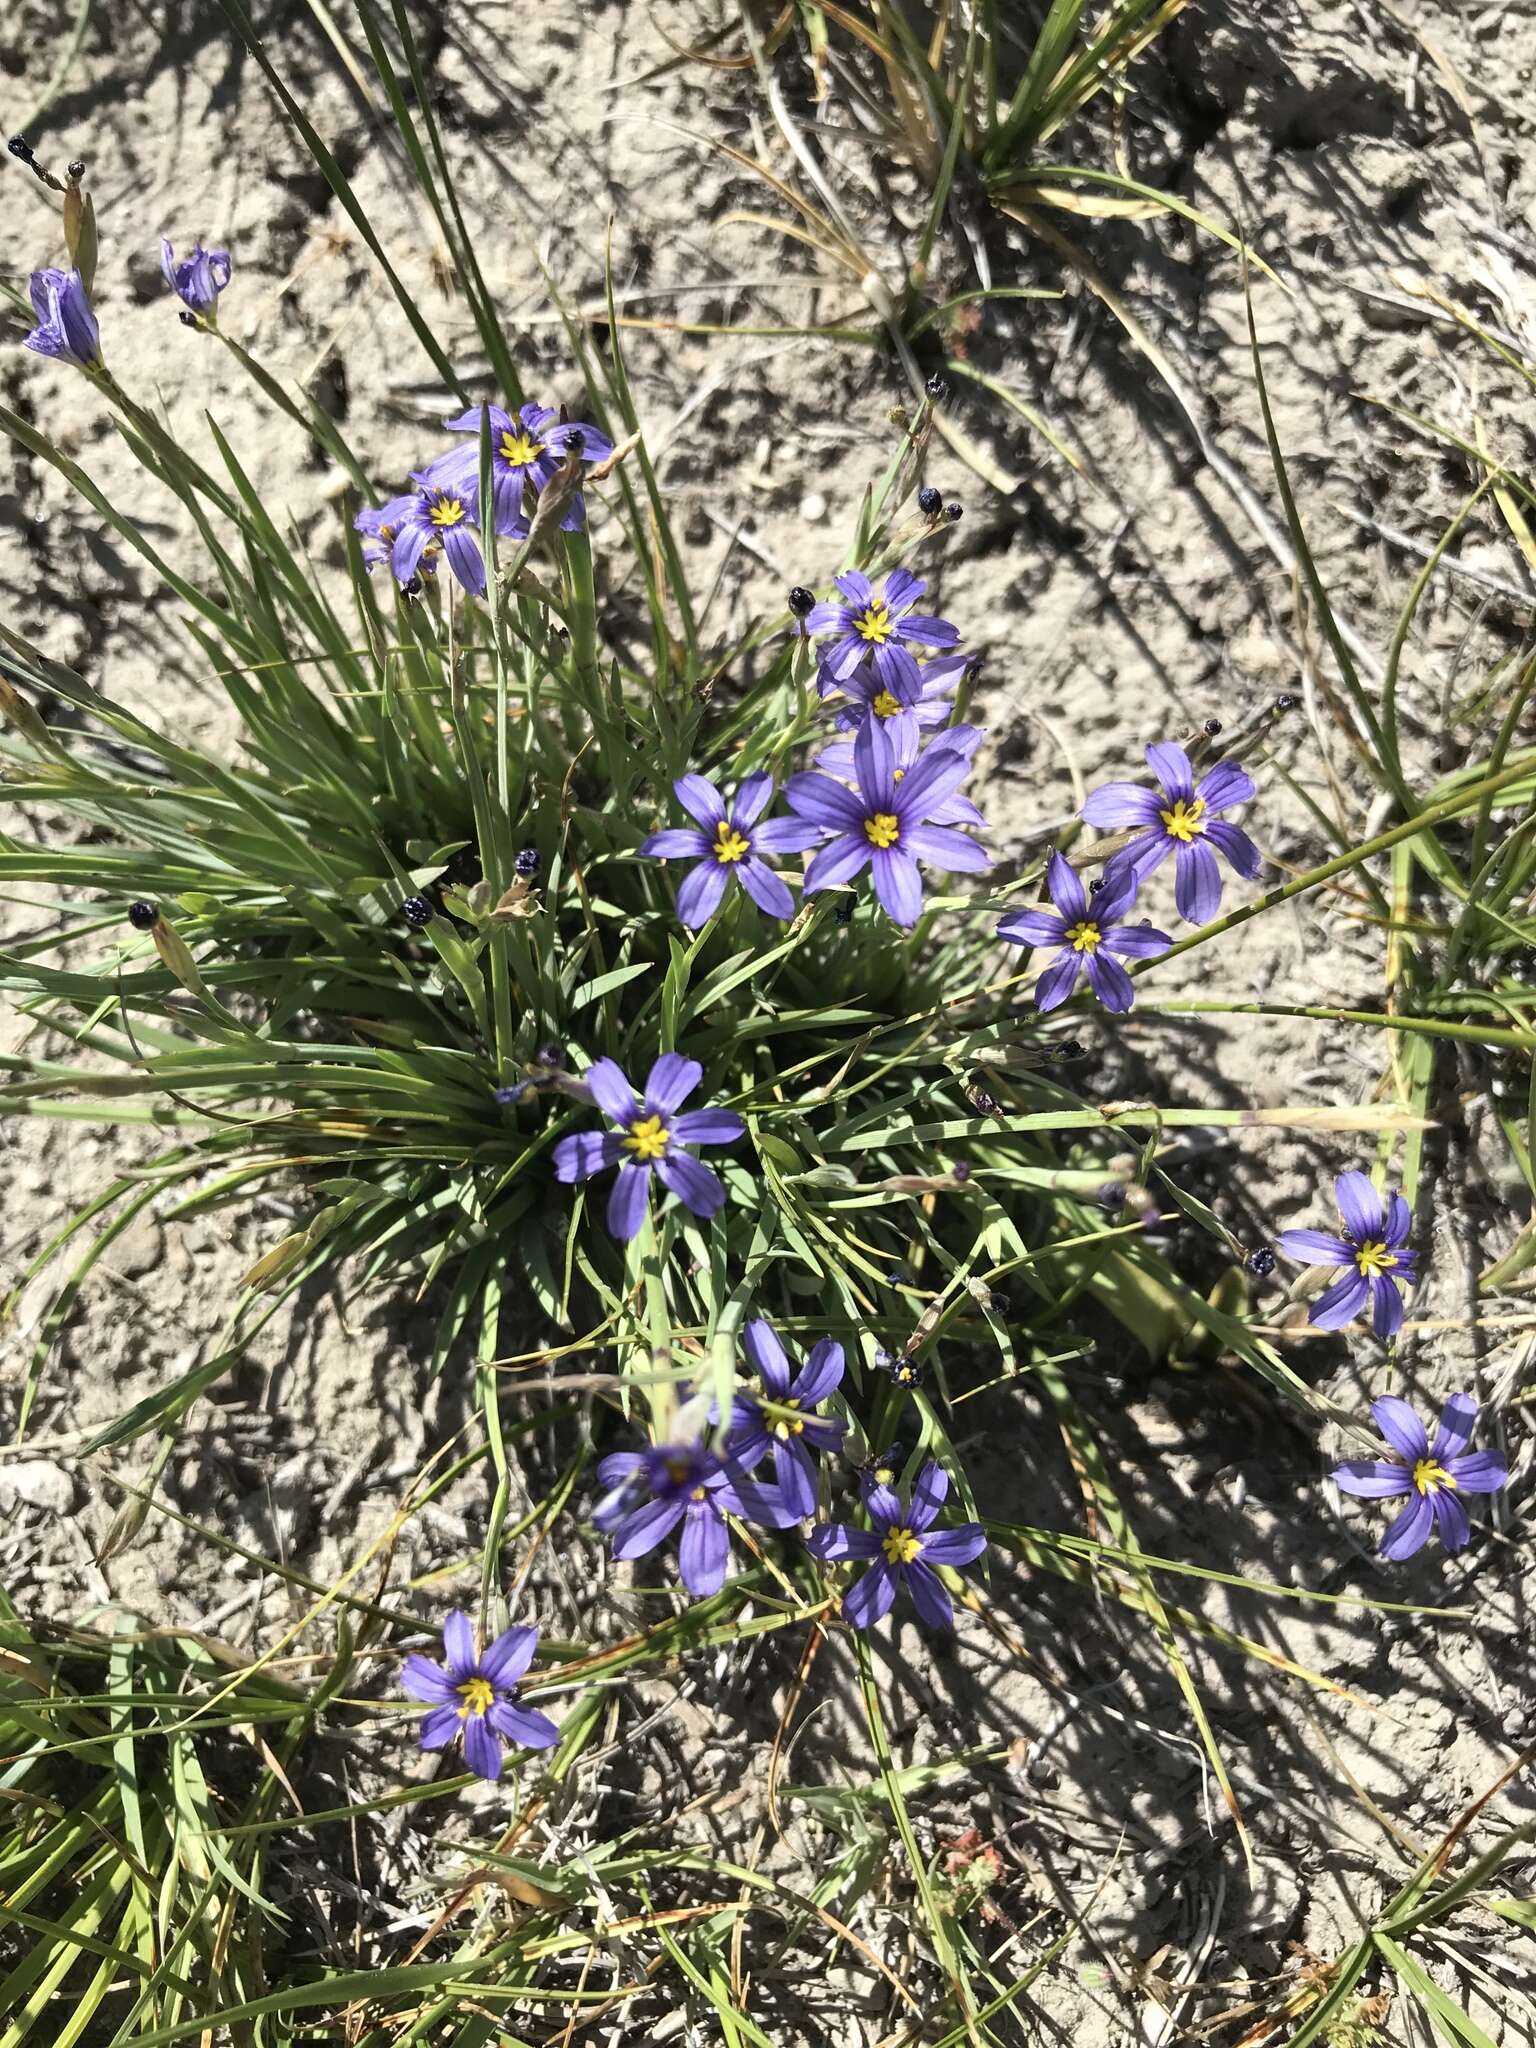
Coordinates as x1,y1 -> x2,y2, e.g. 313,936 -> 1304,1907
624,1114 -> 670,1160
1066,920 -> 1102,953
1159,797 -> 1207,843
690,1485 -> 708,1501
429,495 -> 468,528
864,812 -> 901,848
855,601 -> 894,645
457,1676 -> 494,1720
713,820 -> 750,864
499,428 -> 544,467
772,1398 -> 805,1441
1354,1240 -> 1397,1278
1412,1458 -> 1455,1496
881,1525 -> 922,1566
872,688 -> 903,719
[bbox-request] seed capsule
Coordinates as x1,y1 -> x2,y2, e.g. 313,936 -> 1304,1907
1245,1244 -> 1277,1277
127,900 -> 159,931
917,484 -> 942,517
400,894 -> 433,928
787,585 -> 816,617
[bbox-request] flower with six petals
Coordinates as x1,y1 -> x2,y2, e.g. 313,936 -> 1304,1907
1277,1170 -> 1418,1339
1331,1393 -> 1507,1559
551,1054 -> 745,1241
1082,742 -> 1261,923
401,1612 -> 558,1779
996,851 -> 1170,1013
423,400 -> 613,534
806,569 -> 959,699
639,772 -> 822,927
729,1318 -> 846,1519
807,1458 -> 987,1629
594,1439 -> 799,1596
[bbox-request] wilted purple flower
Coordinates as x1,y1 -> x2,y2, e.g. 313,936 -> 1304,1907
814,720 -> 985,830
160,238 -> 231,319
639,772 -> 821,927
996,852 -> 1170,1014
401,1612 -> 558,1779
1277,1171 -> 1418,1339
389,476 -> 498,596
23,267 -> 100,369
354,493 -> 432,578
423,401 -> 614,534
1332,1394 -> 1507,1559
808,1458 -> 986,1629
807,569 -> 959,698
1082,742 -> 1261,923
728,1319 -> 846,1519
785,716 -> 989,927
595,1439 -> 798,1596
552,1053 -> 745,1241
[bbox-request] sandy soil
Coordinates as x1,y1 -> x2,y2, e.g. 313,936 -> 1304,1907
2,2 -> 1534,2041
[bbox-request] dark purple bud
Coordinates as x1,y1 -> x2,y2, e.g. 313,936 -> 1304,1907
400,894 -> 433,928
1053,1040 -> 1086,1062
8,136 -> 34,163
945,502 -> 963,524
970,1089 -> 996,1114
1275,692 -> 1297,711
917,484 -> 942,518
1204,717 -> 1222,736
67,158 -> 86,182
127,900 -> 159,931
1098,1183 -> 1127,1211
1245,1244 -> 1277,1277
925,373 -> 949,400
787,585 -> 816,618
836,896 -> 857,926
566,429 -> 584,455
514,847 -> 540,879
885,1268 -> 906,1286
178,310 -> 199,329
494,1081 -> 532,1106
950,1159 -> 971,1183
400,576 -> 423,600
535,1041 -> 566,1069
1089,878 -> 1104,895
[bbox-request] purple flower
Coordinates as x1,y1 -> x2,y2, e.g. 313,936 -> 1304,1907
23,267 -> 100,369
785,716 -> 989,927
1277,1171 -> 1418,1340
808,1458 -> 987,1629
638,772 -> 822,927
160,238 -> 231,319
1332,1394 -> 1507,1559
818,649 -> 968,752
401,1612 -> 558,1780
728,1319 -> 846,1519
354,493 -> 431,577
996,852 -> 1170,1014
422,401 -> 614,534
1081,742 -> 1261,924
814,720 -> 985,830
551,1053 -> 745,1241
595,1439 -> 799,1596
389,476 -> 500,596
807,569 -> 960,698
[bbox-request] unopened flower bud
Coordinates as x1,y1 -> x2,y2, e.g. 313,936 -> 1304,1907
1204,717 -> 1222,736
950,1159 -> 971,1183
514,847 -> 540,878
400,894 -> 433,927
1245,1244 -> 1277,1277
925,373 -> 948,400
917,484 -> 942,518
127,900 -> 159,931
1275,692 -> 1297,711
178,310 -> 199,328
535,1041 -> 566,1069
67,158 -> 86,181
945,502 -> 963,523
787,585 -> 816,617
8,136 -> 34,162
1054,1040 -> 1086,1062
